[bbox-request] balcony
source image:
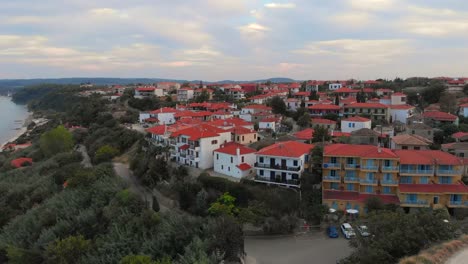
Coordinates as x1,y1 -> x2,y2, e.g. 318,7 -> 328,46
324,175 -> 341,182
436,169 -> 461,175
179,153 -> 187,158
382,166 -> 399,171
400,169 -> 433,175
361,165 -> 378,171
359,178 -> 378,184
344,177 -> 359,183
254,163 -> 301,172
323,163 -> 341,169
254,176 -> 300,187
401,200 -> 429,207
345,164 -> 359,170
380,179 -> 398,185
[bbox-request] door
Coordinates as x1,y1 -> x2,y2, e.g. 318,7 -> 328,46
281,172 -> 287,182
270,171 -> 275,181
270,158 -> 275,168
433,196 -> 439,205
281,159 -> 287,169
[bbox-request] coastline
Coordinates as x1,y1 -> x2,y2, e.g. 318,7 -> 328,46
0,110 -> 33,152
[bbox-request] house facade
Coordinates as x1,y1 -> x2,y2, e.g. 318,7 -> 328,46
214,142 -> 256,178
389,105 -> 415,124
343,103 -> 390,122
177,88 -> 194,102
341,116 -> 372,133
254,141 -> 314,188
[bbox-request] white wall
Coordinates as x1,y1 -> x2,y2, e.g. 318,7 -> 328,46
379,98 -> 391,105
156,112 -> 176,124
464,107 -> 468,117
259,121 -> 276,131
139,112 -> 150,123
239,114 -> 252,122
391,95 -> 406,105
341,120 -> 371,133
214,151 -> 256,178
255,154 -> 306,181
389,108 -> 414,124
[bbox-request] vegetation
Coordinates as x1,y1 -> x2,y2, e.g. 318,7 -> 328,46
312,126 -> 331,143
269,96 -> 287,115
39,125 -> 74,157
297,112 -> 311,128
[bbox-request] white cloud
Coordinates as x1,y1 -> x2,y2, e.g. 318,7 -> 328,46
347,0 -> 394,11
264,3 -> 296,9
330,12 -> 373,28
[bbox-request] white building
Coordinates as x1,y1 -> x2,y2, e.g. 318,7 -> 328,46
286,98 -> 300,111
389,105 -> 415,124
341,116 -> 372,133
391,92 -> 407,105
172,124 -> 232,169
135,87 -> 158,98
239,104 -> 272,122
379,97 -> 391,105
139,107 -> 178,124
214,142 -> 256,178
259,117 -> 279,132
460,103 -> 468,117
328,83 -> 342,91
177,88 -> 194,102
254,141 -> 314,187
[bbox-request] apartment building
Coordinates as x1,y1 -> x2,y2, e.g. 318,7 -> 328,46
395,150 -> 467,210
214,142 -> 256,178
230,126 -> 258,145
171,124 -> 231,169
254,141 -> 314,188
341,116 -> 371,133
177,88 -> 194,102
322,144 -> 400,214
343,103 -> 390,122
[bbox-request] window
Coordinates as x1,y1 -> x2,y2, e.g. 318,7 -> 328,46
242,136 -> 245,141
352,123 -> 355,128
254,134 -> 257,139
305,155 -> 309,162
414,147 -> 420,150
259,157 -> 264,163
293,160 -> 298,166
348,123 -> 352,128
211,140 -> 218,145
383,186 -> 391,194
367,159 -> 374,166
228,167 -> 230,171
242,156 -> 245,162
384,173 -> 392,181
365,186 -> 373,193
330,170 -> 336,176
237,136 -> 240,141
384,160 -> 391,167
347,183 -> 354,191
230,157 -> 233,163
347,158 -> 354,165
433,196 -> 439,204
440,176 -> 452,184
402,146 -> 408,150
331,157 -> 337,164
332,201 -> 338,209
259,170 -> 264,176
331,183 -> 339,190
407,194 -> 417,202
346,202 -> 351,209
221,165 -> 224,170
400,176 -> 412,184
366,173 -> 374,181
412,130 -> 415,134
420,176 -> 429,184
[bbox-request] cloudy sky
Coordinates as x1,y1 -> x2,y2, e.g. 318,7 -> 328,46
1,0 -> 467,81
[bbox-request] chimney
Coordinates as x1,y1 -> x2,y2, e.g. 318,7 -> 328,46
236,147 -> 241,165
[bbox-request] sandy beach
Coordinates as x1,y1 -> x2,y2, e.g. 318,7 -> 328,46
0,112 -> 33,151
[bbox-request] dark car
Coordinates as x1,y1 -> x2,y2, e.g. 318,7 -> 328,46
327,226 -> 339,238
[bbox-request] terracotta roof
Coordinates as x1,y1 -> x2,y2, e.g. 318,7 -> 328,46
331,131 -> 351,137
171,124 -> 226,140
179,144 -> 190,150
243,104 -> 272,110
346,102 -> 389,109
391,134 -> 431,146
237,163 -> 252,171
442,142 -> 468,151
351,128 -> 380,136
308,104 -> 341,110
146,125 -> 167,135
452,132 -> 468,139
389,104 -> 415,110
257,141 -> 314,157
333,87 -> 359,93
136,87 -> 156,92
209,118 -> 253,128
460,103 -> 468,107
215,142 -> 256,155
260,117 -> 278,123
230,126 -> 256,135
399,183 -> 468,194
394,150 -> 462,165
392,92 -> 406,96
311,118 -> 336,125
342,116 -> 371,122
294,91 -> 310,96
324,144 -> 398,159
323,190 -> 399,204
422,111 -> 457,121
150,107 -> 178,114
293,128 -> 314,140
11,158 -> 33,168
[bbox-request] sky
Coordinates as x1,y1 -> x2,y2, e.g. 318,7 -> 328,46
1,0 -> 468,81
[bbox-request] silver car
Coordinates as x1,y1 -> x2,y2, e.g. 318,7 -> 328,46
357,225 -> 370,237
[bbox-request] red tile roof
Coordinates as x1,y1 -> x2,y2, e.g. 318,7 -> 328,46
243,104 -> 272,111
399,183 -> 468,194
179,144 -> 190,150
331,131 -> 351,137
323,190 -> 399,204
136,87 -> 156,92
324,144 -> 398,159
11,157 -> 33,168
260,117 -> 278,123
229,126 -> 256,135
215,142 -> 256,155
394,150 -> 462,165
171,124 -> 225,140
308,104 -> 341,110
293,128 -> 314,140
342,116 -> 371,122
208,118 -> 253,128
294,91 -> 310,96
333,87 -> 359,93
392,92 -> 406,96
237,163 -> 252,171
422,111 -> 457,121
175,110 -> 213,118
257,141 -> 314,157
150,107 -> 178,114
452,132 -> 468,139
146,125 -> 167,135
311,118 -> 336,125
460,103 -> 468,107
346,102 -> 389,109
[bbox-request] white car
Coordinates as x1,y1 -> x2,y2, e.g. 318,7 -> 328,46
357,225 -> 370,237
340,223 -> 356,239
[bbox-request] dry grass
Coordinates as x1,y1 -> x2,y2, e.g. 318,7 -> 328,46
399,235 -> 468,264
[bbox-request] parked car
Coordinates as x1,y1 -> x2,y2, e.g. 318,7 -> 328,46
340,223 -> 356,239
356,225 -> 370,237
327,226 -> 339,238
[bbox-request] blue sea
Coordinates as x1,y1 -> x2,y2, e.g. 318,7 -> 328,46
0,96 -> 29,145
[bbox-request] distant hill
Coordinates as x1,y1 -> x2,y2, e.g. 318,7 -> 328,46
0,77 -> 298,89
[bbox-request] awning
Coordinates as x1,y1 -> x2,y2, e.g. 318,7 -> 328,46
179,144 -> 190,150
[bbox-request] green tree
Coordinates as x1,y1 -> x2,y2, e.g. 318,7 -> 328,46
309,91 -> 319,101
94,145 -> 119,163
269,96 -> 287,115
439,93 -> 457,114
120,255 -> 171,264
464,84 -> 468,95
178,237 -> 223,264
208,192 -> 238,216
194,90 -> 210,103
46,235 -> 91,264
297,113 -> 311,128
300,81 -> 307,92
152,195 -> 160,212
422,82 -> 446,104
365,196 -> 384,213
312,126 -> 331,143
40,125 -> 74,157
335,94 -> 340,106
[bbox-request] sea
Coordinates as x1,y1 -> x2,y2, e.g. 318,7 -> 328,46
0,96 -> 29,145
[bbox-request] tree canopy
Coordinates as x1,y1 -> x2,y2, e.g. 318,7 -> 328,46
40,125 -> 74,157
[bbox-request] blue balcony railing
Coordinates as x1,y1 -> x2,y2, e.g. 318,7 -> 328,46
361,165 -> 378,170
381,179 -> 398,185
404,200 -> 428,205
360,178 -> 378,184
344,177 -> 359,182
382,166 -> 399,171
437,169 -> 461,175
324,163 -> 341,169
400,169 -> 433,174
324,175 -> 341,181
345,164 -> 359,169
449,200 -> 463,206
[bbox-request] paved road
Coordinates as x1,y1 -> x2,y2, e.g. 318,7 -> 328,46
446,247 -> 468,264
245,231 -> 353,264
76,144 -> 92,168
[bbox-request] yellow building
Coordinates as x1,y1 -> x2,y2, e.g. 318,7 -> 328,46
230,127 -> 258,145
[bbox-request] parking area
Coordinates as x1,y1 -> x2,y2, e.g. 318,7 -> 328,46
245,230 -> 353,264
